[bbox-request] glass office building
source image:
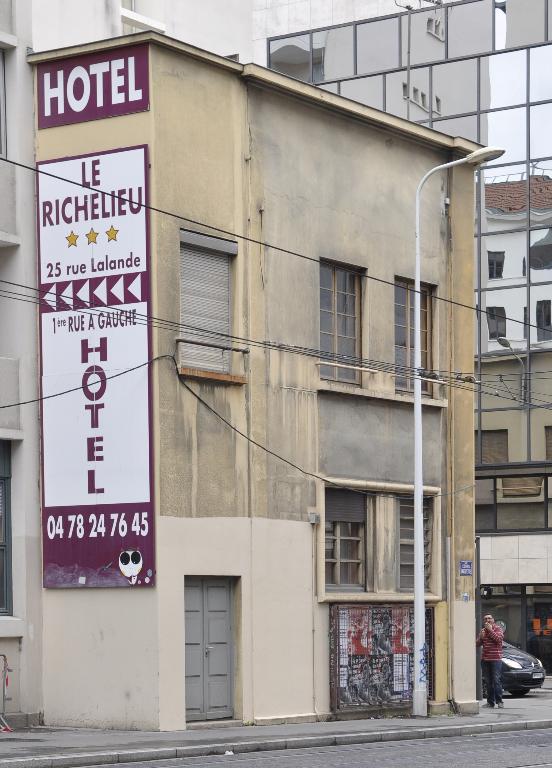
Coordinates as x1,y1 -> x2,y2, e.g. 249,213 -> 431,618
269,0 -> 552,672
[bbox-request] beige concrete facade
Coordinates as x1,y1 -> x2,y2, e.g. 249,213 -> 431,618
31,33 -> 479,728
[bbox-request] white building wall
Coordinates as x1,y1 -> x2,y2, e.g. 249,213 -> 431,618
480,534 -> 552,585
0,0 -> 42,721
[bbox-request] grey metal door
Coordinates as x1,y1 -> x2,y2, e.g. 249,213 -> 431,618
185,577 -> 233,720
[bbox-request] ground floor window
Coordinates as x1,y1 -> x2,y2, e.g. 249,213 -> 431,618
324,488 -> 436,594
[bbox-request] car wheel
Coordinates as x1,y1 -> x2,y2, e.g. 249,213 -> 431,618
509,690 -> 529,697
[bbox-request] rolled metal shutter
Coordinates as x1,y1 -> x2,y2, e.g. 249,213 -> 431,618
179,245 -> 230,373
325,488 -> 365,522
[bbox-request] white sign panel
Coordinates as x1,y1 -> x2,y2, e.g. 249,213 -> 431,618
38,146 -> 154,588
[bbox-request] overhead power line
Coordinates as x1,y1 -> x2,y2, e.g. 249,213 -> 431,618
1,154 -> 551,339
4,278 -> 552,413
4,282 -> 552,418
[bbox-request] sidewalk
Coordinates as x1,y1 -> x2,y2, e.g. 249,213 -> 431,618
3,683 -> 552,768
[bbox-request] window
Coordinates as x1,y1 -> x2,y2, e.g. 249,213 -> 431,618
545,426 -> 552,461
486,306 -> 506,339
325,489 -> 365,589
312,26 -> 354,82
0,442 -> 11,615
320,262 -> 361,383
488,251 -> 505,279
394,279 -> 432,393
536,300 -> 552,341
398,497 -> 432,592
530,230 -> 552,274
324,489 -> 438,594
269,34 -> 311,82
481,429 -> 508,464
426,16 -> 444,40
179,230 -> 237,373
356,18 -> 399,75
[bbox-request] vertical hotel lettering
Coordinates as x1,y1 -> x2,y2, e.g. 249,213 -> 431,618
37,45 -> 154,589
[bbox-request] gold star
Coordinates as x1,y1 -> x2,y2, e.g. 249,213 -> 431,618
66,230 -> 78,247
106,225 -> 119,242
86,228 -> 99,245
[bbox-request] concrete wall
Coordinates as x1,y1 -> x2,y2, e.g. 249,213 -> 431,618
319,395 -> 443,486
30,0 -> 254,63
31,0 -> 122,52
157,517 -> 319,728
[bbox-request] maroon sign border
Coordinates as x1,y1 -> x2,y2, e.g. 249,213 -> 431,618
37,144 -> 154,588
37,44 -> 150,129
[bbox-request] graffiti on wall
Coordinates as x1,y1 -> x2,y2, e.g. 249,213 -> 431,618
330,604 -> 433,710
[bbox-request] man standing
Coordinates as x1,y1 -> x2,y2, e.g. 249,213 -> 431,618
476,613 -> 504,708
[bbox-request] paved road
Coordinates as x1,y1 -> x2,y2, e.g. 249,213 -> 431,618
69,728 -> 552,768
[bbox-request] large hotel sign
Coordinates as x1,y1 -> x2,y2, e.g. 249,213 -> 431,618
37,44 -> 149,128
38,145 -> 154,588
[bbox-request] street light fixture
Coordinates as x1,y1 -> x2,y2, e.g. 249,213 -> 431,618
412,145 -> 504,717
497,336 -> 526,403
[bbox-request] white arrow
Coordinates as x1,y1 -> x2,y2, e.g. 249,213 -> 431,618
76,281 -> 90,306
110,276 -> 125,304
59,282 -> 73,309
42,285 -> 57,310
127,274 -> 142,302
92,279 -> 107,306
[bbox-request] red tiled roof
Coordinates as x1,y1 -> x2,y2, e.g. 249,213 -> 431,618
484,175 -> 552,213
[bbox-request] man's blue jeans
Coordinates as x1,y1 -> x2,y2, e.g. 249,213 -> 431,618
481,659 -> 503,705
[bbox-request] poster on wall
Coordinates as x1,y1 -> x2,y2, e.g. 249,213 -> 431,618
37,145 -> 154,588
329,605 -> 434,711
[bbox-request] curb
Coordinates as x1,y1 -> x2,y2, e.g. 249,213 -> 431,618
3,719 -> 552,768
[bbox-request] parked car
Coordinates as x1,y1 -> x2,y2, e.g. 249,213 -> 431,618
482,642 -> 545,697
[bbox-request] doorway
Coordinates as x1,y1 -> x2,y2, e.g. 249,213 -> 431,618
185,577 -> 234,721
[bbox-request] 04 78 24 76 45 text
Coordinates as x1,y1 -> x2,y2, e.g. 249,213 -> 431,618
45,510 -> 149,541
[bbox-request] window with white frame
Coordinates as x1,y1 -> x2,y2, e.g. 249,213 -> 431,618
179,230 -> 237,373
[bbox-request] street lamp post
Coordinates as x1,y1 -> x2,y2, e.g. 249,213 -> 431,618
412,145 -> 504,717
497,336 -> 526,403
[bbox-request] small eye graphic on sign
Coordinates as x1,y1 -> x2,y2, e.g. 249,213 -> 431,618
119,550 -> 143,585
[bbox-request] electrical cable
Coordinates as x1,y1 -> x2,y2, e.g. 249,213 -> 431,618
4,284 -> 552,412
6,274 -> 552,406
0,354 -> 174,410
2,153 -> 551,339
179,363 -> 475,500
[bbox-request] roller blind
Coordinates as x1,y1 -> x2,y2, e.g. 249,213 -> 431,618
481,430 -> 508,464
179,245 -> 231,373
325,488 -> 365,522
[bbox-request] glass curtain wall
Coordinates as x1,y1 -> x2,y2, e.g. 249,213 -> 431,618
269,0 -> 552,536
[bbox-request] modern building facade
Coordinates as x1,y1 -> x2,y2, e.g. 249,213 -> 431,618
28,31 -> 478,727
264,0 -> 552,674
